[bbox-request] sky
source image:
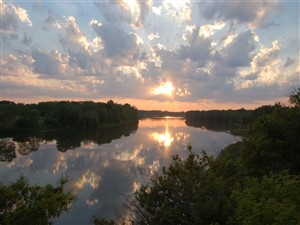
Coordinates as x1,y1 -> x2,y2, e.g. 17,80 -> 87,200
1,0 -> 299,111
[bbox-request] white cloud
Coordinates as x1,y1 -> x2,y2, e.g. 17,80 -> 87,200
236,40 -> 282,89
199,21 -> 225,38
162,0 -> 191,21
0,0 -> 32,46
44,11 -> 62,29
0,0 -> 32,30
147,32 -> 159,41
152,6 -> 162,15
94,0 -> 152,28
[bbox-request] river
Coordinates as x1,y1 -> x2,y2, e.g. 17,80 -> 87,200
0,117 -> 240,224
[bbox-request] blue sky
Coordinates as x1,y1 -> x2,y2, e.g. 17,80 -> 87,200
1,0 -> 299,110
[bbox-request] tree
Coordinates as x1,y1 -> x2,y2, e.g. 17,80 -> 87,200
230,172 -> 300,225
289,87 -> 300,107
0,176 -> 76,225
240,104 -> 300,176
124,148 -> 214,225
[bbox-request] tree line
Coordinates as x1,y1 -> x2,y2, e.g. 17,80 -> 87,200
138,110 -> 185,118
0,100 -> 138,135
185,104 -> 292,135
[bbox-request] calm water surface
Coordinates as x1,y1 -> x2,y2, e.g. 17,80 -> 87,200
0,118 -> 240,224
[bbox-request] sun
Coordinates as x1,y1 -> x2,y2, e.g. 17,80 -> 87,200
151,82 -> 175,97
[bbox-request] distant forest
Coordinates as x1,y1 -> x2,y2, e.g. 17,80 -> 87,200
185,106 -> 278,133
138,110 -> 185,118
0,100 -> 138,135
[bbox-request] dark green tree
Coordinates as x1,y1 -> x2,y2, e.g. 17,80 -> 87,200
289,87 -> 300,107
0,176 -> 76,225
229,172 -> 300,225
125,148 -> 214,225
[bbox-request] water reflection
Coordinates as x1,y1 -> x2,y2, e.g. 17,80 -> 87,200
0,118 -> 240,224
151,119 -> 173,147
0,122 -> 138,162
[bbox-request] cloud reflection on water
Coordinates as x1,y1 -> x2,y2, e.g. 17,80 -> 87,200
0,118 -> 240,224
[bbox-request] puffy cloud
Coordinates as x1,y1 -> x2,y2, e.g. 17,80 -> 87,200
91,22 -> 140,65
147,32 -> 159,41
198,1 -> 280,28
232,39 -> 298,102
31,50 -> 65,77
94,2 -> 132,24
0,0 -> 32,44
178,26 -> 214,66
221,30 -> 258,68
251,40 -> 280,70
0,0 -> 32,32
199,21 -> 225,38
44,10 -> 62,29
60,16 -> 90,51
94,0 -> 152,28
162,0 -> 192,21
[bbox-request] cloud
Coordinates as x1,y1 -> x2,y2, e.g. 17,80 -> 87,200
0,0 -> 32,31
60,16 -> 90,51
284,57 -> 295,67
31,50 -> 64,77
199,21 -> 225,38
198,1 -> 280,28
1,1 -> 298,109
0,0 -> 32,43
148,32 -> 159,41
178,26 -> 214,67
91,22 -> 140,65
44,10 -> 62,29
1,53 -> 34,75
22,32 -> 32,46
162,0 -> 192,21
221,30 -> 258,68
233,40 -> 298,99
57,17 -> 105,73
94,2 -> 131,24
94,0 -> 152,28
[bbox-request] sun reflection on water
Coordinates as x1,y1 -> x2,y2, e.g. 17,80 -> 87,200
151,119 -> 174,147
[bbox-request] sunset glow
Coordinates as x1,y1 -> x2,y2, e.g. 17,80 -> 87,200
151,120 -> 174,147
151,82 -> 175,97
1,1 -> 298,110
152,130 -> 174,147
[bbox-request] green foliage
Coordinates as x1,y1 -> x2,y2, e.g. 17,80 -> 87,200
230,172 -> 300,225
0,176 -> 76,225
0,100 -> 138,135
121,149 -> 214,225
241,105 -> 300,176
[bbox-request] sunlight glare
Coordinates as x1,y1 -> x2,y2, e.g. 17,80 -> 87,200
151,119 -> 174,147
151,82 -> 175,97
152,130 -> 174,147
